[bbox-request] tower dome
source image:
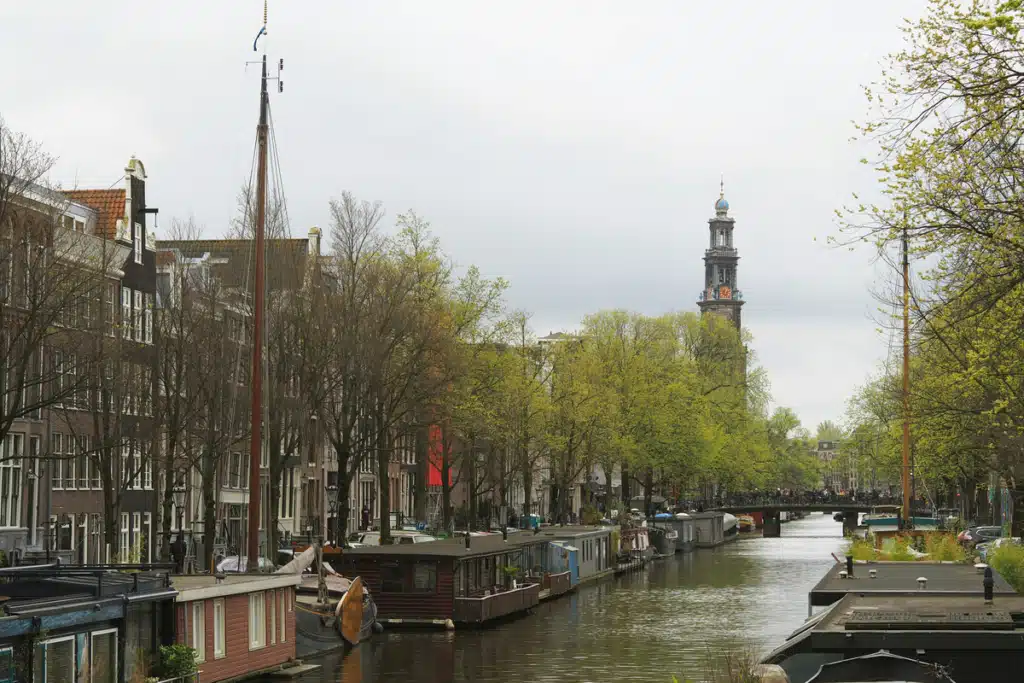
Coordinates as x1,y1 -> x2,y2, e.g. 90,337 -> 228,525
714,176 -> 729,215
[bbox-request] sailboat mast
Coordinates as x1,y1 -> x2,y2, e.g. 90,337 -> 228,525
247,53 -> 269,570
901,222 -> 911,528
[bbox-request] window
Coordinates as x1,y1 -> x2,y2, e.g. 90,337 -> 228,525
119,513 -> 129,563
142,512 -> 152,563
36,636 -> 74,683
106,281 -> 117,336
192,601 -> 206,662
90,514 -> 102,564
269,591 -> 277,645
133,290 -> 143,341
133,223 -> 143,264
90,629 -> 117,683
145,293 -> 154,343
230,453 -> 241,489
0,646 -> 12,683
77,437 -> 89,489
412,561 -> 437,593
156,272 -> 172,308
249,593 -> 266,649
0,435 -> 23,527
132,513 -> 141,560
279,589 -> 286,642
121,287 -> 131,338
213,598 -> 226,658
381,564 -> 403,593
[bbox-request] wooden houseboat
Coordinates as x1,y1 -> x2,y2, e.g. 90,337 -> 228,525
0,564 -> 177,683
173,572 -> 301,683
337,534 -> 562,627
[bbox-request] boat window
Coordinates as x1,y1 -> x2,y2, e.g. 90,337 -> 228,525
412,561 -> 437,593
381,563 -> 403,593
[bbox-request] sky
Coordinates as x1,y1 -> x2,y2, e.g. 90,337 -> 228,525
1,1 -> 925,431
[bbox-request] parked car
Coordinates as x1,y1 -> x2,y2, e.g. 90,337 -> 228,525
977,537 -> 1021,562
347,531 -> 436,546
216,556 -> 277,573
958,525 -> 1003,548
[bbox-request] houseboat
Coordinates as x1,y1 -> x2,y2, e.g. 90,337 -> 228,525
173,572 -> 302,683
688,511 -> 728,547
0,564 -> 177,683
863,504 -> 940,531
535,526 -> 616,583
805,559 -> 1017,617
337,534 -> 560,627
763,592 -> 1024,683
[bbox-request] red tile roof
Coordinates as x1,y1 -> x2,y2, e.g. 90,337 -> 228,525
65,189 -> 125,239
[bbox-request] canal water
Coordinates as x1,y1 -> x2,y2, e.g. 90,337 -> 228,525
291,512 -> 845,683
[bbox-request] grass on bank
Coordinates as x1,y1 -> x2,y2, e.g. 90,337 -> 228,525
671,648 -> 765,683
989,543 -> 1024,593
846,533 -> 967,563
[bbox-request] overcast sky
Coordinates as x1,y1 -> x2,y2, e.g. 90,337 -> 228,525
2,1 -> 924,431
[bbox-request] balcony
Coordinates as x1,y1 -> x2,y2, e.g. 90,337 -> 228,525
453,582 -> 540,624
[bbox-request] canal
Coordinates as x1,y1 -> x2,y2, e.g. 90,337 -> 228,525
291,513 -> 845,683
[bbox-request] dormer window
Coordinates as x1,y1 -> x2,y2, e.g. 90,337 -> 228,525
134,223 -> 143,264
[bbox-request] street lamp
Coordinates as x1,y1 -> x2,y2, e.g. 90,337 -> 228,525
326,485 -> 339,545
172,480 -> 187,529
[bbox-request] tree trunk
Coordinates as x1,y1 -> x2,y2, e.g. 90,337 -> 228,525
203,452 -> 217,572
602,463 -> 614,515
643,467 -> 654,516
621,460 -> 631,512
467,444 -> 478,531
441,430 -> 453,533
521,448 -> 533,519
160,443 -> 175,562
414,423 -> 428,522
336,466 -> 353,545
376,410 -> 392,544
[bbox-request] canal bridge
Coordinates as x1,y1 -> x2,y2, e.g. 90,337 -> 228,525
710,504 -> 873,537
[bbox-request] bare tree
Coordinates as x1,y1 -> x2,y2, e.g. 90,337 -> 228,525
0,117 -> 113,449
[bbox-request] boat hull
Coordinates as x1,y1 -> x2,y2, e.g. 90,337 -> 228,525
295,581 -> 378,657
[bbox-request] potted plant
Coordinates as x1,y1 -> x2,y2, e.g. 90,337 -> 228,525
501,565 -> 519,590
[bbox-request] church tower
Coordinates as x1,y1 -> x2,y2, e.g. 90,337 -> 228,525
697,181 -> 744,330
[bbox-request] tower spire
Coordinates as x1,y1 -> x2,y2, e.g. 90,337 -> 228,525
698,182 -> 744,330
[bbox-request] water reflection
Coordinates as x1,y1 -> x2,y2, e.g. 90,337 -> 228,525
286,513 -> 845,683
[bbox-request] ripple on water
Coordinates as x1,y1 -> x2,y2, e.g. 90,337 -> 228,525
276,514 -> 847,683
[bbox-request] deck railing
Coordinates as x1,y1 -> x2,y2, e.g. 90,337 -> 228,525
453,582 -> 540,624
544,571 -> 571,596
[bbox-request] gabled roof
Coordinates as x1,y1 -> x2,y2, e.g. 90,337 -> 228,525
64,189 -> 125,239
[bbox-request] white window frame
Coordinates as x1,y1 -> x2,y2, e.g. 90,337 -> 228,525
121,287 -> 132,339
39,634 -> 76,683
279,589 -> 286,642
133,290 -> 143,342
269,591 -> 277,645
145,292 -> 153,344
119,513 -> 129,563
0,434 -> 24,528
131,512 -> 141,561
213,598 -> 226,659
143,512 -> 152,563
134,223 -> 143,264
90,628 -> 118,683
192,601 -> 206,663
249,592 -> 266,650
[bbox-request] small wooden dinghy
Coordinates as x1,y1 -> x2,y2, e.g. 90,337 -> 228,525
336,576 -> 365,647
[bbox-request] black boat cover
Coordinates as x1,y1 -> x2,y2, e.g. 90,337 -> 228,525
807,651 -> 956,683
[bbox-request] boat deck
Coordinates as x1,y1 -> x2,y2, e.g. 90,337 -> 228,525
809,561 -> 1016,609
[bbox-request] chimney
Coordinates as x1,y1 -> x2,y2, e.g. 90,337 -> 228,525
308,227 -> 321,256
984,566 -> 994,604
465,533 -> 471,550
846,555 -> 854,578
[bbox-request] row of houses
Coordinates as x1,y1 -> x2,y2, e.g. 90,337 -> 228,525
2,157 -> 601,571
